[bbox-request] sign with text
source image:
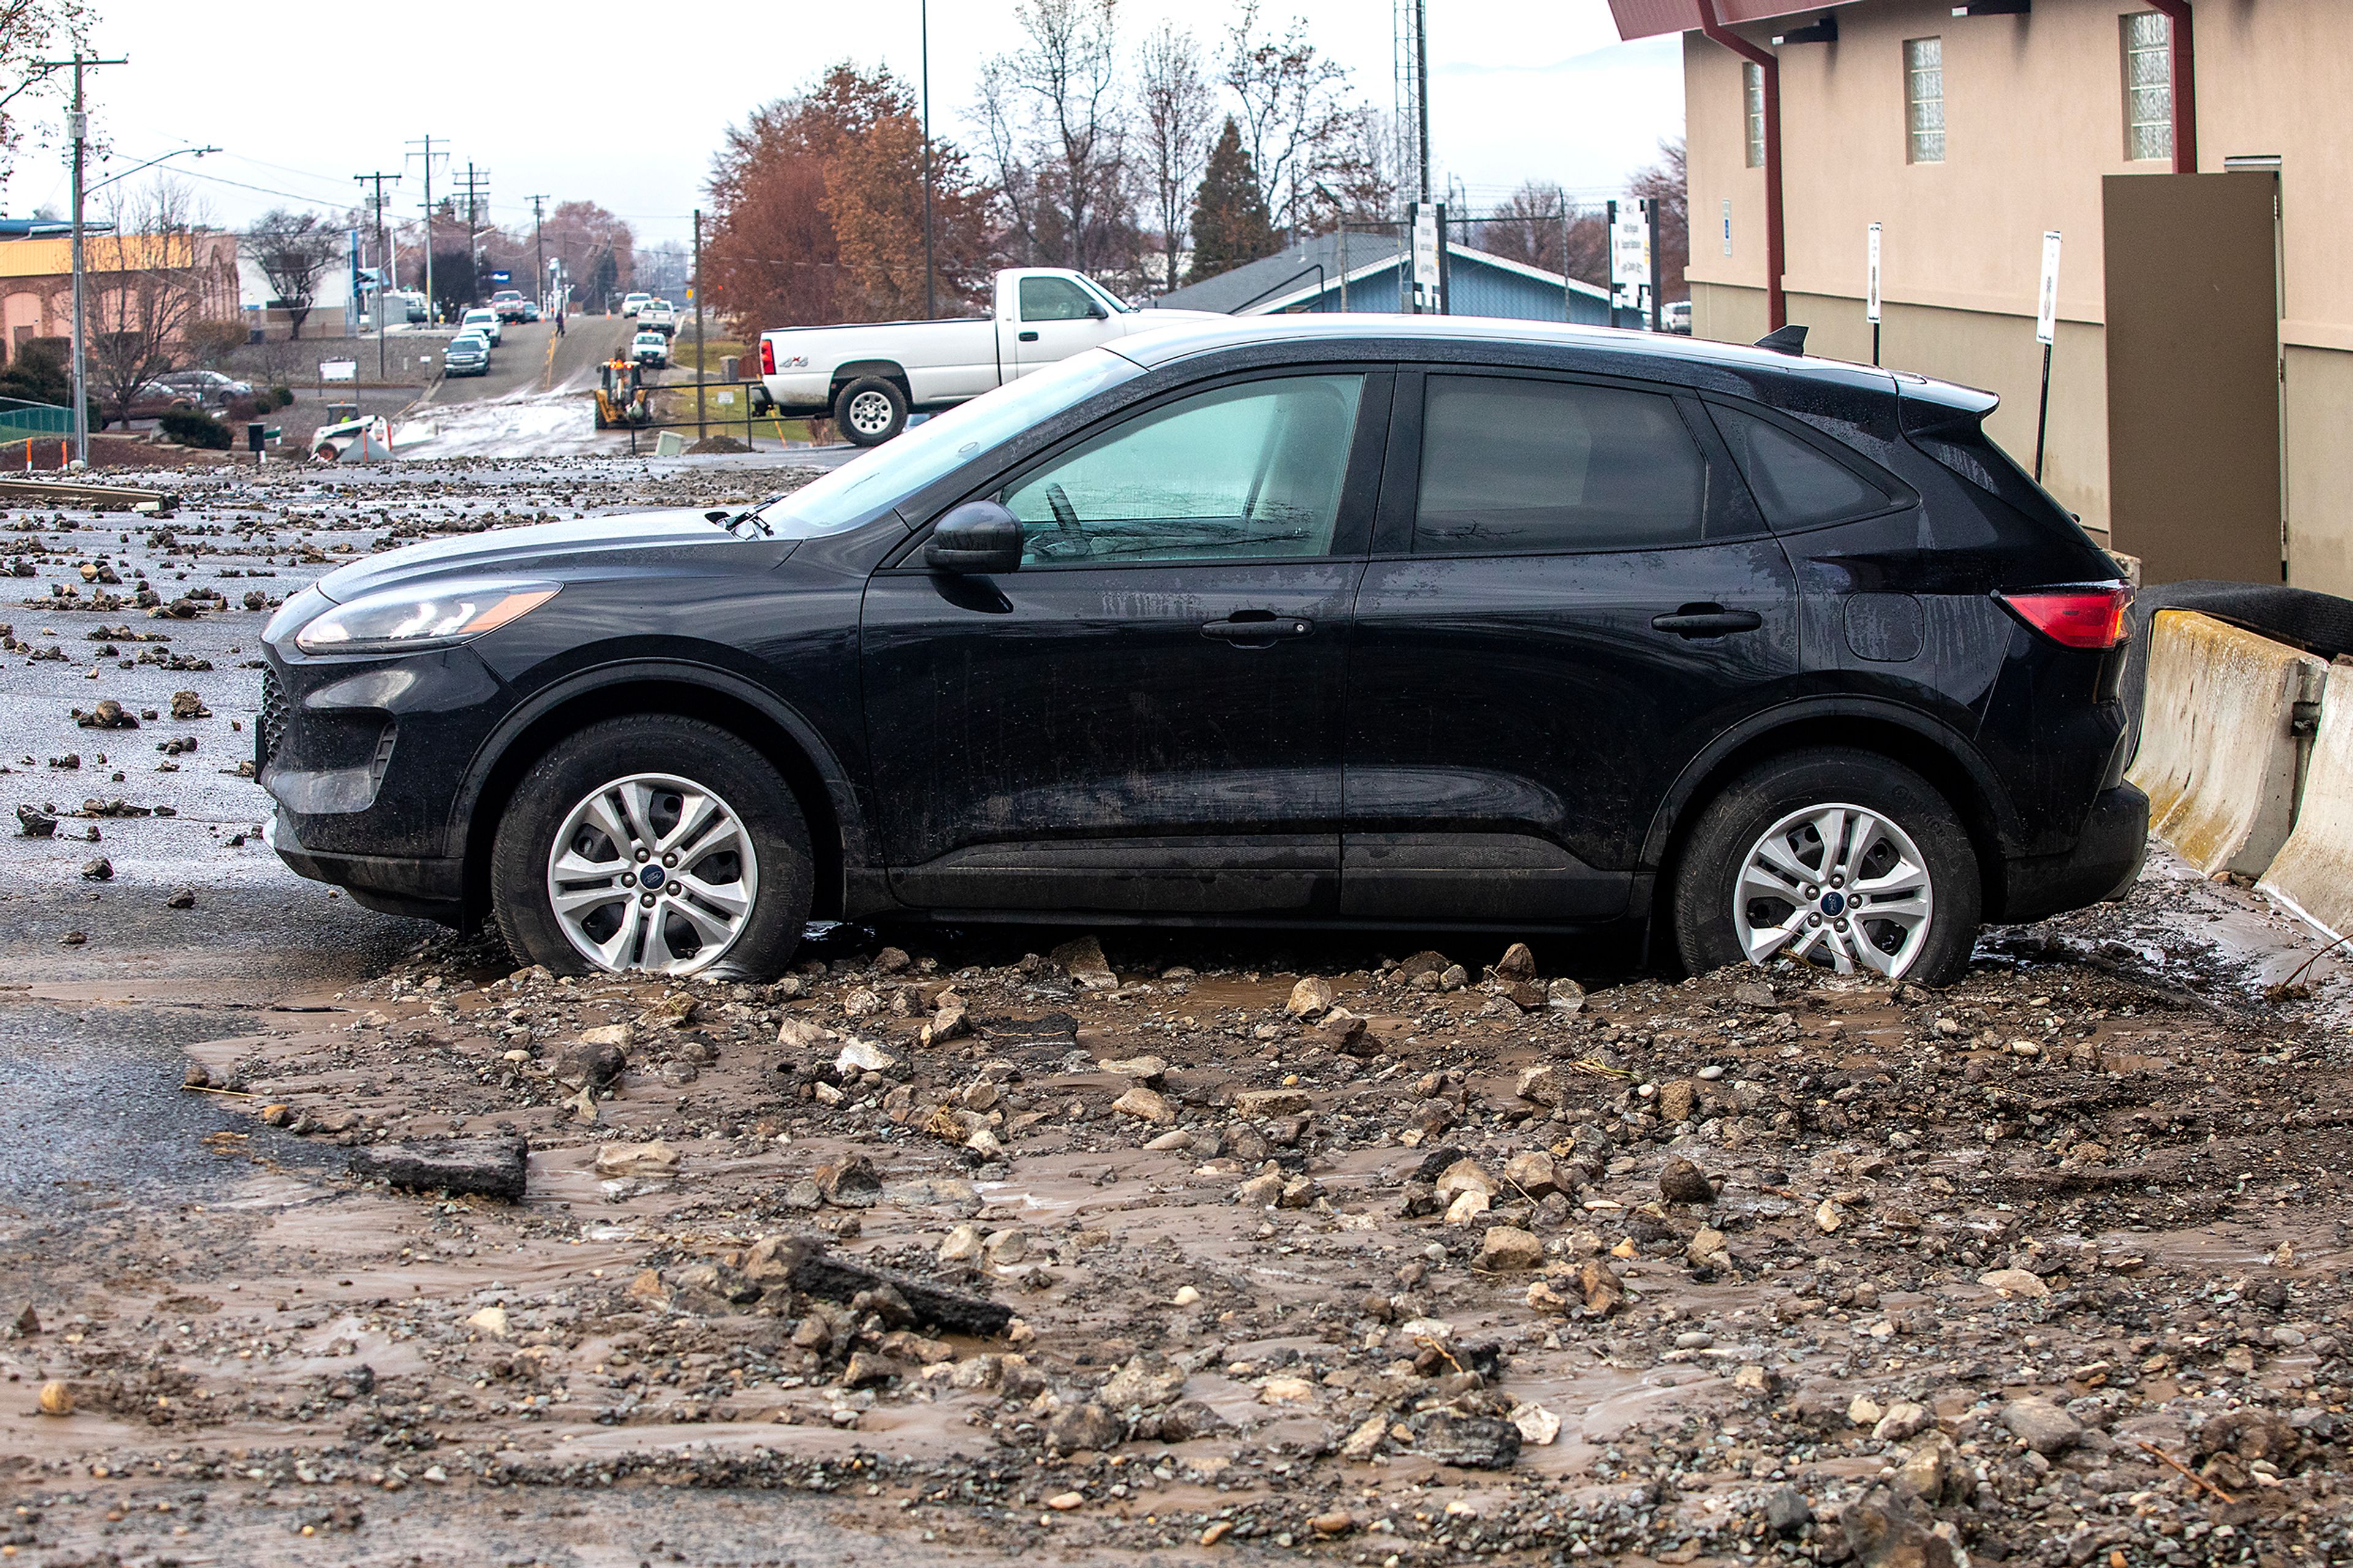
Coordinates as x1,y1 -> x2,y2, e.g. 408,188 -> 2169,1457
1866,223 -> 1882,325
2036,231 -> 2063,345
1610,200 -> 1654,314
318,360 -> 358,384
1409,202 -> 1444,312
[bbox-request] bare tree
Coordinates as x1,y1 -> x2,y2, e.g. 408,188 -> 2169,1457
242,208 -> 342,339
0,0 -> 88,184
1294,105 -> 1396,234
87,180 -> 237,426
973,58 -> 1042,265
982,0 -> 1132,275
1627,137 -> 1690,302
1219,1 -> 1355,240
1134,20 -> 1214,291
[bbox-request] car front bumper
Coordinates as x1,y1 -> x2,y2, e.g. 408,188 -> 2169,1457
267,809 -> 464,923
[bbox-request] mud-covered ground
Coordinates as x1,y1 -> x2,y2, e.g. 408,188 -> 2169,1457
6,466 -> 2353,1567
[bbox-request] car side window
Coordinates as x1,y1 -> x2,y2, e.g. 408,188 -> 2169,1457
1020,276 -> 1099,322
1002,374 -> 1366,566
1414,374 -> 1707,554
1707,402 -> 1895,529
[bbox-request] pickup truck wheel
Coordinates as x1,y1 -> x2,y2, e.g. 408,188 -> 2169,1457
835,376 -> 907,445
490,716 -> 814,980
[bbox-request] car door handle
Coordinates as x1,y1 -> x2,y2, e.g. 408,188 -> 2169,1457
1651,605 -> 1764,637
1018,330 -> 1040,342
1202,613 -> 1314,645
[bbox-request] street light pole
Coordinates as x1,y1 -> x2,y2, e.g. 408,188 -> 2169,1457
32,51 -> 127,468
920,0 -> 935,320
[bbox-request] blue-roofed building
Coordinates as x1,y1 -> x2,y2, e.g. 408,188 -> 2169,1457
1145,230 -> 1629,327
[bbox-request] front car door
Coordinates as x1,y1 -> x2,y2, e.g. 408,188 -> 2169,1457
1342,367 -> 1803,923
862,367 -> 1391,916
1011,275 -> 1111,375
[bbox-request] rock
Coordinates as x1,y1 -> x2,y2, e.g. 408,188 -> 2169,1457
15,804 -> 56,838
1438,963 -> 1468,990
1838,1482 -> 1963,1568
761,1235 -> 1015,1336
777,1018 -> 835,1050
578,1021 -> 634,1049
164,886 -> 194,909
555,1039 -> 627,1093
1097,1053 -> 1167,1084
77,698 -> 136,730
938,1224 -> 985,1264
1277,1175 -> 1321,1208
1733,981 -> 1776,1009
875,946 -> 912,972
1748,1488 -> 1808,1541
1235,1170 -> 1286,1207
925,997 -> 970,1043
1101,1352 -> 1188,1410
80,856 -> 112,881
1050,935 -> 1118,990
1433,1157 -> 1496,1202
1341,1412 -> 1390,1460
1733,1364 -> 1775,1395
1314,1013 -> 1371,1053
1045,1491 -> 1085,1512
1113,1086 -> 1176,1126
37,1380 -> 73,1417
1656,1078 -> 1698,1124
638,991 -> 699,1029
1233,1088 -> 1311,1118
1309,1509 -> 1354,1537
843,1350 -> 900,1388
1286,975 -> 1335,1018
1576,1258 -> 1624,1316
1493,942 -> 1537,982
833,1038 -> 904,1077
1547,977 -> 1586,1012
841,987 -> 882,1019
982,1227 -> 1029,1265
1893,1432 -> 1966,1506
593,1140 -> 680,1180
2197,1407 -> 2300,1464
1502,1150 -> 1559,1198
352,1137 -> 528,1203
1873,1400 -> 1931,1442
1658,1156 -> 1715,1205
1445,1191 -> 1489,1225
466,1306 -> 510,1338
1686,1227 -> 1731,1270
169,689 -> 208,719
1147,1399 -> 1226,1442
1394,950 -> 1450,983
2002,1397 -> 2082,1456
1402,1408 -> 1521,1469
814,1156 -> 883,1207
1848,1395 -> 1885,1428
1509,1401 -> 1561,1445
1977,1267 -> 2050,1298
6,1302 -> 38,1338
1046,1401 -> 1125,1452
1475,1226 -> 1545,1271
1515,1065 -> 1564,1107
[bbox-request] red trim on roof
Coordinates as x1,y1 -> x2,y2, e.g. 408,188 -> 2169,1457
1608,0 -> 1838,40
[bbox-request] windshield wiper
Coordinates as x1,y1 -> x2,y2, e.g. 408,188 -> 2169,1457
708,496 -> 784,537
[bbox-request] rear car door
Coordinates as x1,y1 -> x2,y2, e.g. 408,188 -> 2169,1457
1011,276 -> 1112,376
1341,368 -> 1803,922
862,368 -> 1390,915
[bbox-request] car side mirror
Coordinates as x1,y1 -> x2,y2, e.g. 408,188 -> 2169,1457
1086,300 -> 1109,319
925,499 -> 1023,575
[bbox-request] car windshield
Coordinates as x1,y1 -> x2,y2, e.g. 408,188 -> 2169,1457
756,347 -> 1143,536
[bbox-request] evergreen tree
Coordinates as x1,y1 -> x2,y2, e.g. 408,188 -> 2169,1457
1186,117 -> 1275,284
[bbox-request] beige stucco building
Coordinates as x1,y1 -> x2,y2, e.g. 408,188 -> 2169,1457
1612,0 -> 2353,591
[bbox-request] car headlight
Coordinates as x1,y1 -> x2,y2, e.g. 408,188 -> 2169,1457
291,578 -> 559,655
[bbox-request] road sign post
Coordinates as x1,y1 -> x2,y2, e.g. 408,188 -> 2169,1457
1409,201 -> 1446,315
1866,222 -> 1883,366
2034,230 -> 2061,483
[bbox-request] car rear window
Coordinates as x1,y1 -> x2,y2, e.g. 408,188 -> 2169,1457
1705,401 -> 1895,529
1414,375 -> 1705,554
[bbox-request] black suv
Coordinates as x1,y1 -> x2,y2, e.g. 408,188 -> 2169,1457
259,317 -> 2144,984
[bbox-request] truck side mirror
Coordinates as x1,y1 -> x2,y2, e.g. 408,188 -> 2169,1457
925,500 -> 1023,575
1086,300 -> 1109,319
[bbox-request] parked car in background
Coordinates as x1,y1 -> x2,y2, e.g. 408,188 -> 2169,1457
622,293 -> 651,318
755,267 -> 1220,445
1665,301 -> 1692,335
460,308 -> 502,347
441,332 -> 490,377
630,330 -> 670,369
638,300 -> 678,337
490,290 -> 530,324
523,302 -> 542,322
259,315 -> 2143,983
154,369 -> 254,406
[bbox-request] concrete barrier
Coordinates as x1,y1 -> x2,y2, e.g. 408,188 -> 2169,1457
2259,658 -> 2353,937
2126,610 -> 2324,877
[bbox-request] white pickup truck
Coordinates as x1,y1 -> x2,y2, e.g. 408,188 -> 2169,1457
755,268 -> 1219,445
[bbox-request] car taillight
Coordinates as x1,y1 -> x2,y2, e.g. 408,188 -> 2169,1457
759,339 -> 776,376
1998,586 -> 2132,650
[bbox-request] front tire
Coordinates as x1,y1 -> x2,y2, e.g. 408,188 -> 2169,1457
834,376 -> 907,445
1672,747 -> 1980,986
490,716 -> 813,978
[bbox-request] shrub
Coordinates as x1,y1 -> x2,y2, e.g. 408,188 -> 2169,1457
270,385 -> 295,408
157,408 -> 233,450
223,394 -> 263,423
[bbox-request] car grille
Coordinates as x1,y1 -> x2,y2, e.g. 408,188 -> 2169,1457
257,663 -> 287,770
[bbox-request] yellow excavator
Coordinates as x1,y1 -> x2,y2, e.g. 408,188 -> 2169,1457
594,357 -> 653,430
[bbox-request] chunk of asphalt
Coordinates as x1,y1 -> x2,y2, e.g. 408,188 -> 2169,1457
352,1136 -> 529,1203
776,1236 -> 1013,1336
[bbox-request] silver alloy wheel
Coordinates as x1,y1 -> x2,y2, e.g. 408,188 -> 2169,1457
844,388 -> 896,437
1731,801 -> 1934,978
544,771 -> 760,975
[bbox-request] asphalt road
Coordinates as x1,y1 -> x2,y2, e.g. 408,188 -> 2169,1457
417,314 -> 632,406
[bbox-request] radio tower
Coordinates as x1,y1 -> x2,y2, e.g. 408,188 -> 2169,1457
1393,0 -> 1430,210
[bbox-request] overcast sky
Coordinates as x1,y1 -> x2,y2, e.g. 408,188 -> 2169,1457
2,1 -> 1682,249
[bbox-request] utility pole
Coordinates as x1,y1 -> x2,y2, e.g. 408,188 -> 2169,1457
1415,0 -> 1431,207
354,171 -> 399,384
920,0 -> 935,320
32,51 -> 127,467
693,208 -> 706,441
406,135 -> 444,318
455,164 -> 491,306
526,194 -> 549,313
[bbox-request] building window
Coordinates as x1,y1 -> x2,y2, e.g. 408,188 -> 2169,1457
2123,11 -> 2173,162
1743,62 -> 1765,169
1904,36 -> 1945,164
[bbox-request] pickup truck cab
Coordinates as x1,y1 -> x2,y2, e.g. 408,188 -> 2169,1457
460,307 -> 502,347
490,289 -> 529,323
639,300 -> 678,338
756,267 -> 1219,445
622,292 -> 651,317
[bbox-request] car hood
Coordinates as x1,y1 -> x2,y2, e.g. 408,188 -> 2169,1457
314,509 -> 767,602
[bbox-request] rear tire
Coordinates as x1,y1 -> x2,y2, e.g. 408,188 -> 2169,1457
1672,747 -> 1981,987
834,376 -> 907,445
490,716 -> 813,979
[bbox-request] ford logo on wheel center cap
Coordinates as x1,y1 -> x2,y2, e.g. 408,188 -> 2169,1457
1819,890 -> 1846,916
640,865 -> 667,890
